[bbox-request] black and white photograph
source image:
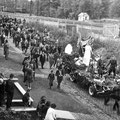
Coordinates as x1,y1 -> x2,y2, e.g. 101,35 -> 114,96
0,0 -> 120,120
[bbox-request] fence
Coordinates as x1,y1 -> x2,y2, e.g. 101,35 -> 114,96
1,12 -> 119,38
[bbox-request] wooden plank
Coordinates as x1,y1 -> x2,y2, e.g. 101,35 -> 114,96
14,82 -> 33,102
11,107 -> 36,112
14,82 -> 26,95
55,110 -> 76,120
12,99 -> 22,102
3,78 -> 18,81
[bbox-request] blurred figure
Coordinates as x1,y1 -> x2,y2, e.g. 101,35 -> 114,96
48,70 -> 55,89
49,53 -> 54,69
4,40 -> 9,60
44,103 -> 57,120
40,51 -> 46,69
22,88 -> 32,107
107,55 -> 117,78
97,55 -> 104,78
0,78 -> 4,107
44,101 -> 51,116
25,64 -> 33,89
56,68 -> 63,89
37,96 -> 46,120
5,74 -> 15,110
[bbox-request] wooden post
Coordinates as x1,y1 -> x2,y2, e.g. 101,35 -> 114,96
29,0 -> 32,16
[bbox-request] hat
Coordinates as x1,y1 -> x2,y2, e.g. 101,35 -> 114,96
27,88 -> 31,92
0,78 -> 3,85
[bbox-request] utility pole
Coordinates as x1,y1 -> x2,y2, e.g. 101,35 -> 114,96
49,0 -> 53,17
36,0 -> 39,16
49,0 -> 50,17
30,0 -> 32,16
14,0 -> 17,13
28,0 -> 32,16
4,0 -> 6,10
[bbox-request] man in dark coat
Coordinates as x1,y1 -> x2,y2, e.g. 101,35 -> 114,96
37,96 -> 46,120
0,32 -> 5,45
22,56 -> 30,83
53,51 -> 59,67
56,68 -> 63,89
97,55 -> 104,78
4,27 -> 9,37
48,70 -> 55,89
107,56 -> 117,78
0,78 -> 4,107
22,88 -> 32,107
40,51 -> 46,69
5,74 -> 15,110
33,47 -> 40,69
4,40 -> 9,60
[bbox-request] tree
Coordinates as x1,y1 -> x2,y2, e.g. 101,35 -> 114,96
110,0 -> 120,18
51,0 -> 60,9
0,108 -> 31,120
31,0 -> 111,19
80,0 -> 94,19
100,0 -> 110,18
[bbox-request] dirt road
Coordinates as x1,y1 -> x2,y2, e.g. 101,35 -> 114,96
0,39 -> 119,120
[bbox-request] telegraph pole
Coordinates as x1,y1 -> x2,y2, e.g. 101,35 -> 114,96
49,0 -> 51,17
28,0 -> 32,16
30,0 -> 32,16
36,0 -> 39,16
49,0 -> 53,17
4,0 -> 6,10
14,0 -> 17,13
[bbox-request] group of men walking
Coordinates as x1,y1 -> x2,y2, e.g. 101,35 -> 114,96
0,15 -> 64,90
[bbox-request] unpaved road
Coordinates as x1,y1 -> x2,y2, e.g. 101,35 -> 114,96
0,39 -> 120,120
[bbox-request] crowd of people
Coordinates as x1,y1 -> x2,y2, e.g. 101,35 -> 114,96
0,14 -> 120,118
0,15 -> 65,119
0,15 -> 65,91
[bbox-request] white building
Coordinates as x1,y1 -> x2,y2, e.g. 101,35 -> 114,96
78,12 -> 89,21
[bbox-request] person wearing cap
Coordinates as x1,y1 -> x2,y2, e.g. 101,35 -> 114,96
48,70 -> 55,89
5,74 -> 15,110
22,88 -> 32,107
0,78 -> 4,107
37,96 -> 46,120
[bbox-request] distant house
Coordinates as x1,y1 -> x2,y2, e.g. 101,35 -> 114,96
78,12 -> 89,21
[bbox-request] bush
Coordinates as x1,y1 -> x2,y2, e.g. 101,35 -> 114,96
93,39 -> 120,66
92,38 -> 105,50
0,108 -> 31,120
26,22 -> 67,41
27,21 -> 120,67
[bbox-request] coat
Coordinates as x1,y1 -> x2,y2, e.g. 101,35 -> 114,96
5,79 -> 14,94
48,73 -> 55,86
4,43 -> 9,55
26,67 -> 33,83
56,70 -> 63,83
40,54 -> 46,64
